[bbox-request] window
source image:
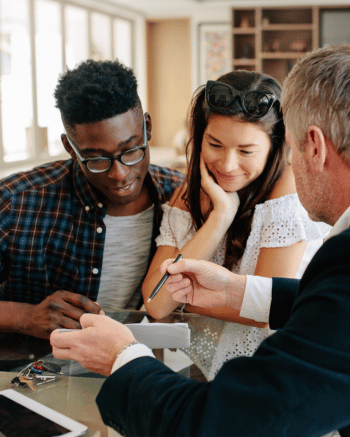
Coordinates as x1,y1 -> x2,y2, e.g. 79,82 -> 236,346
0,0 -> 134,170
0,0 -> 33,162
65,6 -> 88,68
114,18 -> 133,68
91,12 -> 111,61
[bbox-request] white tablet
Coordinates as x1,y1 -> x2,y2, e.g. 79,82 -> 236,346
0,389 -> 88,437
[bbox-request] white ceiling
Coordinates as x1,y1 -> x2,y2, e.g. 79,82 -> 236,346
105,0 -> 244,16
104,0 -> 350,17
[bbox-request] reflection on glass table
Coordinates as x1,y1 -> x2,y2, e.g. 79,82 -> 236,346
0,309 -> 228,436
0,309 -> 228,381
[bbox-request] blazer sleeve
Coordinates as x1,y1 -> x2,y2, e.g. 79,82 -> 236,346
269,277 -> 299,330
96,230 -> 350,437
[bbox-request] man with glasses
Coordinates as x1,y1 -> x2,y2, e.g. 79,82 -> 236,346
0,59 -> 184,340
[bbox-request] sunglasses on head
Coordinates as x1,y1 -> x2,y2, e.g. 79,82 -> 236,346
205,80 -> 277,118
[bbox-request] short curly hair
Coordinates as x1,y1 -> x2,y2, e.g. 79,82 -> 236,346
54,59 -> 141,127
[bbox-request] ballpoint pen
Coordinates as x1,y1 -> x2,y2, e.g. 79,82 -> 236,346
147,254 -> 183,303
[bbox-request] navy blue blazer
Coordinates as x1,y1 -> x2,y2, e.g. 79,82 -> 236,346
96,228 -> 350,437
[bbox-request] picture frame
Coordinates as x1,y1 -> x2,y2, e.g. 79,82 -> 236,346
198,22 -> 232,86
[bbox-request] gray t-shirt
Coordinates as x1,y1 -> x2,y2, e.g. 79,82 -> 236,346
97,205 -> 154,311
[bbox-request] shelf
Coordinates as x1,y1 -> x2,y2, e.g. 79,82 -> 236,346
261,52 -> 307,59
231,6 -> 350,84
262,24 -> 313,31
231,6 -> 320,84
232,27 -> 256,34
233,59 -> 256,66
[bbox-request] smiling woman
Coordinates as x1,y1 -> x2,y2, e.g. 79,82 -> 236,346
142,69 -> 331,379
201,115 -> 271,193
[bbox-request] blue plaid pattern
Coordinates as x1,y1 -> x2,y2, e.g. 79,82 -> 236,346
0,160 -> 184,304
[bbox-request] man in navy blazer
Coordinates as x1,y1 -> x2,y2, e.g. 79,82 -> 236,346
51,45 -> 350,437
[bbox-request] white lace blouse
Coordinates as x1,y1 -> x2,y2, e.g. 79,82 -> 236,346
156,193 -> 331,381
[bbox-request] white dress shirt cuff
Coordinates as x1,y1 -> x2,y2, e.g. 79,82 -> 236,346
111,344 -> 155,374
240,275 -> 272,323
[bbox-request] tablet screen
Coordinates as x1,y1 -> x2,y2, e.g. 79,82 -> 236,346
0,395 -> 70,437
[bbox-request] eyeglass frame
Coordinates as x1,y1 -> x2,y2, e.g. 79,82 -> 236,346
65,114 -> 148,173
205,80 -> 277,118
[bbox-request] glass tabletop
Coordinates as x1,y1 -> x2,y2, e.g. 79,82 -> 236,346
0,309 -> 227,436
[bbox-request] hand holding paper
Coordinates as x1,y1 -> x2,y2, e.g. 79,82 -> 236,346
51,314 -> 136,376
50,314 -> 191,376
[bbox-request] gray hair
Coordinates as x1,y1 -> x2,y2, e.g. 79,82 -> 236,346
281,44 -> 350,163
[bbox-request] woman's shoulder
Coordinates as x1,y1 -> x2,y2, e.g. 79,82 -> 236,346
267,164 -> 296,200
168,183 -> 189,211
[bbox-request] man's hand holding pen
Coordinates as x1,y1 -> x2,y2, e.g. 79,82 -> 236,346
160,258 -> 246,311
147,254 -> 183,303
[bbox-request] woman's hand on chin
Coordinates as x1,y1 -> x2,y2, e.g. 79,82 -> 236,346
200,156 -> 240,224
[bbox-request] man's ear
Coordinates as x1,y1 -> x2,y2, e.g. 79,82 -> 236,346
61,133 -> 76,160
144,112 -> 152,142
305,125 -> 327,172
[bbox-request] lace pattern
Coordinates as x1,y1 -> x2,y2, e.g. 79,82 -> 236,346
156,195 -> 331,277
239,194 -> 331,276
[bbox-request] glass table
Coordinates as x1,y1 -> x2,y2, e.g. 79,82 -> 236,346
0,309 -> 227,436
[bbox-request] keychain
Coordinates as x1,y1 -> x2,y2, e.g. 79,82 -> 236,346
11,360 -> 63,391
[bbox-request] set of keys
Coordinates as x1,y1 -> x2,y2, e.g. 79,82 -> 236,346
11,360 -> 63,391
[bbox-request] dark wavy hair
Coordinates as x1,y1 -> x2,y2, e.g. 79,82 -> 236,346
185,70 -> 287,270
54,59 -> 141,128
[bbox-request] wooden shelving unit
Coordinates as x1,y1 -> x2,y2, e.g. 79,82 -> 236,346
231,6 -> 349,85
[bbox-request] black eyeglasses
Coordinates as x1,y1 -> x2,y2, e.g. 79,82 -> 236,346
205,80 -> 277,118
66,114 -> 148,173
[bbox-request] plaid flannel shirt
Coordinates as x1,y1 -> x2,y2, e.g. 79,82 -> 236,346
0,160 -> 184,304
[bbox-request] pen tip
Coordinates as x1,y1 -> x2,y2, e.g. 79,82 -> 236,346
147,298 -> 151,303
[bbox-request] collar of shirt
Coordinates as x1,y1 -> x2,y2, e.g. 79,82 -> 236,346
324,205 -> 350,242
72,160 -> 106,214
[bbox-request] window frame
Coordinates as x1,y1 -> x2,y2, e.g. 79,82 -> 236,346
0,0 -> 135,172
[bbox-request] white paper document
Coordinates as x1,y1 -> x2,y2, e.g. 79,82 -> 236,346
125,322 -> 191,349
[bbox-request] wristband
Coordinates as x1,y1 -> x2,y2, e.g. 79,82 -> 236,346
180,303 -> 187,313
117,340 -> 139,359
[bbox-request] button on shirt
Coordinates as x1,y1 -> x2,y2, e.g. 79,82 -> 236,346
0,160 -> 184,304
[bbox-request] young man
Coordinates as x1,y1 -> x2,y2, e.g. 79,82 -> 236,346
51,45 -> 350,437
0,60 -> 184,339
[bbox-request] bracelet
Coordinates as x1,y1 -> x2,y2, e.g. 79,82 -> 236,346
117,340 -> 139,359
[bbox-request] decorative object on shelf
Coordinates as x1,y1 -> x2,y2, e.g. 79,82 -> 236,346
198,22 -> 231,85
290,39 -> 307,52
241,43 -> 254,59
262,17 -> 270,27
240,16 -> 250,28
271,39 -> 281,52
